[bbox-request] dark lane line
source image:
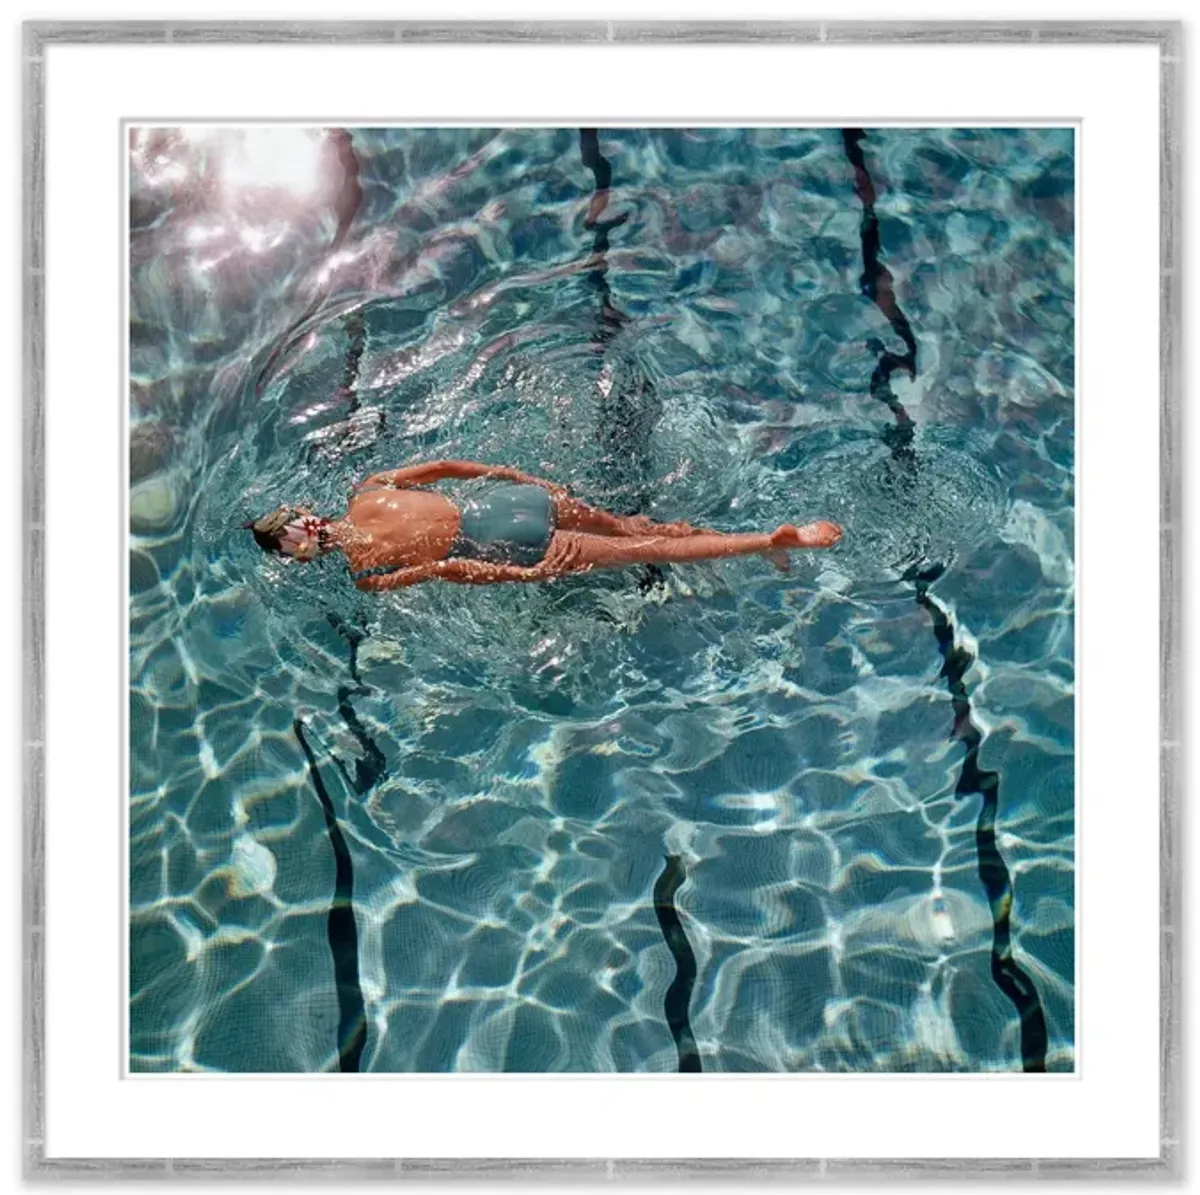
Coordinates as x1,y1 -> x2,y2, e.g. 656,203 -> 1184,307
293,719 -> 367,1073
335,308 -> 367,417
841,129 -> 1048,1071
290,540 -> 381,1075
327,127 -> 364,254
910,564 -> 1049,1071
312,285 -> 386,1063
582,131 -> 696,1068
578,130 -> 665,593
579,128 -> 632,348
652,855 -> 702,1072
325,611 -> 388,796
841,128 -> 917,458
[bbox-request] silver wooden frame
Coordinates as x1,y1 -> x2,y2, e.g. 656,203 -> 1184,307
22,19 -> 1181,1180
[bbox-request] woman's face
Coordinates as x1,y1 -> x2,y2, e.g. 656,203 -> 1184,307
278,512 -> 324,561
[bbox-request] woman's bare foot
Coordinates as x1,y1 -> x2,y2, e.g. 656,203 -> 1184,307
770,521 -> 843,550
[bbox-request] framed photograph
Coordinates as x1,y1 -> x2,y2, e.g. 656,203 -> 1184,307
24,19 -> 1178,1178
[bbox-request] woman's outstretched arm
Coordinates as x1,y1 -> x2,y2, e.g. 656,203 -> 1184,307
354,558 -> 549,590
354,563 -> 442,590
357,460 -> 564,492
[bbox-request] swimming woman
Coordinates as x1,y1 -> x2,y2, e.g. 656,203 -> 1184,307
245,459 -> 842,590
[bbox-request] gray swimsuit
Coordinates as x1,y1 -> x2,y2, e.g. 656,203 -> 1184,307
350,481 -> 558,583
449,482 -> 557,567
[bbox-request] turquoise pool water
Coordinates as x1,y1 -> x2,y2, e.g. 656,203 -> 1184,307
129,126 -> 1074,1073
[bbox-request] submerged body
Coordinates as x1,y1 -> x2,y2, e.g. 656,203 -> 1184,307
246,459 -> 842,590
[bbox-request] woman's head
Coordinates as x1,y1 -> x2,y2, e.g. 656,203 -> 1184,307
244,506 -> 329,561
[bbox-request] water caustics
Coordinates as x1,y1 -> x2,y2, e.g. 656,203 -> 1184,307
128,126 -> 1075,1073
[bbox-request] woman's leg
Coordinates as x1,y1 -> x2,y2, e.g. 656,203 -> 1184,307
553,494 -> 700,538
540,521 -> 841,575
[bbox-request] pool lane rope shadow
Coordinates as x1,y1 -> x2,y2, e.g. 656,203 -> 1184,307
579,128 -> 631,347
325,611 -> 388,795
841,129 -> 918,461
579,129 -> 666,594
335,307 -> 367,417
584,131 -> 699,1068
653,855 -> 702,1072
293,718 -> 367,1073
283,610 -> 383,1075
908,564 -> 1049,1071
841,129 -> 1049,1071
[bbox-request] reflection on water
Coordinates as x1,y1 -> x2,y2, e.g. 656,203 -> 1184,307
129,126 -> 1074,1072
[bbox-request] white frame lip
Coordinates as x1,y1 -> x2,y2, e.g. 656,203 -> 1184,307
22,18 -> 1181,1181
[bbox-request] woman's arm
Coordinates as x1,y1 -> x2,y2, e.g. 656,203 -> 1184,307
354,557 -> 550,591
436,558 -> 550,584
358,459 -> 565,492
354,563 -> 442,591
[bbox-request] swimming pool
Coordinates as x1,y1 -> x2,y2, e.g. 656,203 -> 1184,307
128,125 -> 1074,1072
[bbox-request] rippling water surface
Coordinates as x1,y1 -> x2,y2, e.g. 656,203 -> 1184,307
129,126 -> 1074,1073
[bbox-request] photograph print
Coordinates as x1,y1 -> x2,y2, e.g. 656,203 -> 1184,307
128,124 -> 1075,1073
